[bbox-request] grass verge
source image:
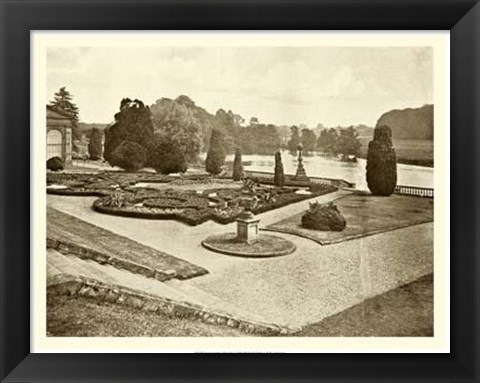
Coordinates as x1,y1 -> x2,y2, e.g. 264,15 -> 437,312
293,274 -> 433,337
47,294 -> 248,337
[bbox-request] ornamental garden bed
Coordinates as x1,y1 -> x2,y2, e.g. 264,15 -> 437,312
264,193 -> 434,245
93,184 -> 337,226
47,171 -> 175,196
47,171 -> 337,225
47,171 -> 242,196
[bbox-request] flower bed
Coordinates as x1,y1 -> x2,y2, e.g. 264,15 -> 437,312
93,184 -> 337,226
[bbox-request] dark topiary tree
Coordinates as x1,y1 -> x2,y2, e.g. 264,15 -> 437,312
47,156 -> 64,171
366,125 -> 397,196
274,151 -> 285,187
88,128 -> 103,160
205,129 -> 226,175
148,136 -> 188,174
111,140 -> 146,172
232,148 -> 243,181
104,98 -> 154,166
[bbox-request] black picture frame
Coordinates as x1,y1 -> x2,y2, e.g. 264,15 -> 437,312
1,0 -> 479,382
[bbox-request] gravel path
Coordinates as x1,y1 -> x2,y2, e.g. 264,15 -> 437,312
47,192 -> 433,328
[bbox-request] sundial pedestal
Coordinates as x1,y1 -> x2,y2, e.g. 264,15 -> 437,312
236,211 -> 260,243
202,209 -> 296,258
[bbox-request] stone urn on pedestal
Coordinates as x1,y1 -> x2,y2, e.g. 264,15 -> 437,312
201,194 -> 296,258
236,198 -> 260,243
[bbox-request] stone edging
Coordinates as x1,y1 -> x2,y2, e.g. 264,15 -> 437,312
48,273 -> 295,336
201,234 -> 296,258
46,238 -> 197,282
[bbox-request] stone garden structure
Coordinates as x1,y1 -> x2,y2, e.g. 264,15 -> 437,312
293,143 -> 310,182
46,105 -> 73,164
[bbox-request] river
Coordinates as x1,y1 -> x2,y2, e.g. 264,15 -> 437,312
223,151 -> 433,190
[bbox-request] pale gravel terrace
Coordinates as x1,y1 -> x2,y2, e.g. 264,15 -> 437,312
47,191 -> 433,328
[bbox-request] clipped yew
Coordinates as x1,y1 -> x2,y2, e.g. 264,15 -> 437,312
366,125 -> 397,196
274,151 -> 285,187
205,129 -> 226,175
88,128 -> 103,160
149,136 -> 188,174
232,148 -> 243,181
111,140 -> 146,172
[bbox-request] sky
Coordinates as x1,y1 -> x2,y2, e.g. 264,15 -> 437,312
47,46 -> 433,127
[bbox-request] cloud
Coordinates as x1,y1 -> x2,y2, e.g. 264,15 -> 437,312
46,46 -> 433,127
329,66 -> 366,97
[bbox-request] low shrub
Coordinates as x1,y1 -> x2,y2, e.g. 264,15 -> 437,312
301,201 -> 346,231
47,156 -> 64,171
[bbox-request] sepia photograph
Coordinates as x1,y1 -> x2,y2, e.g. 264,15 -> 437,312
34,32 -> 448,351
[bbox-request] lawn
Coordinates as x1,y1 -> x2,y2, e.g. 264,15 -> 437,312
47,294 -> 248,337
293,274 -> 433,337
265,193 -> 433,245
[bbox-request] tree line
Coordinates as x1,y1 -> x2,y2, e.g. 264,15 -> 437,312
287,126 -> 362,160
49,88 -> 362,173
48,87 -> 398,196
